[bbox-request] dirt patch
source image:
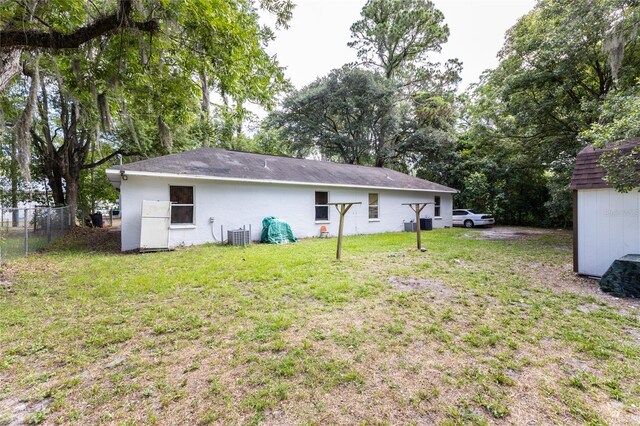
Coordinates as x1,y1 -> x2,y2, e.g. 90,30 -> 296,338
563,356 -> 596,375
0,397 -> 51,426
0,280 -> 13,293
47,227 -> 121,254
576,303 -> 600,314
514,260 -> 640,315
625,327 -> 640,343
464,226 -> 565,241
389,276 -> 456,298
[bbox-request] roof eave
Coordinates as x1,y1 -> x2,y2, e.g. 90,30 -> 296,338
106,169 -> 122,189
105,168 -> 458,194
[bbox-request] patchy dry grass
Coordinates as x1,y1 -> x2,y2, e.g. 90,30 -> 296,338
1,227 -> 639,425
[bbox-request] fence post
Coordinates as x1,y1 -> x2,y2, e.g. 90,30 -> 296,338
47,208 -> 52,243
24,208 -> 28,256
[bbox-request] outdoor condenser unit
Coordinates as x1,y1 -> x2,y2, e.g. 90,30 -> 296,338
228,229 -> 250,246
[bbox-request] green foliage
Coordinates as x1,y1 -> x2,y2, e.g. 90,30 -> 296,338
2,0 -> 292,213
252,128 -> 294,157
349,0 -> 449,79
263,0 -> 460,173
211,102 -> 260,151
582,85 -> 640,147
543,154 -> 575,227
456,0 -> 640,225
78,163 -> 119,214
460,172 -> 491,212
581,82 -> 640,192
270,66 -> 399,165
598,147 -> 640,193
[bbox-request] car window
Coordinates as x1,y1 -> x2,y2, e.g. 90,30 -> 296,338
467,209 -> 477,214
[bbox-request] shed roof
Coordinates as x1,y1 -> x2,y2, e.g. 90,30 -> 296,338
107,148 -> 457,193
570,139 -> 640,190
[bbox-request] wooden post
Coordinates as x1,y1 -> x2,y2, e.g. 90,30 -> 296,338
402,203 -> 431,250
336,206 -> 346,260
329,202 -> 361,260
415,205 -> 422,250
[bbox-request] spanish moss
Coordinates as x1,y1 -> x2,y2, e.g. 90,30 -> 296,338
158,115 -> 172,154
97,92 -> 112,132
13,56 -> 39,182
603,30 -> 626,82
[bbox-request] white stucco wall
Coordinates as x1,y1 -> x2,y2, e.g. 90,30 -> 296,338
577,188 -> 640,277
118,175 -> 453,251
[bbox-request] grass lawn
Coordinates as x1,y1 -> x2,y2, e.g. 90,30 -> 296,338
0,228 -> 49,263
1,227 -> 639,425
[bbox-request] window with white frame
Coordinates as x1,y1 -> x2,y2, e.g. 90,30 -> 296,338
315,191 -> 329,221
170,186 -> 194,224
434,195 -> 441,217
368,193 -> 379,220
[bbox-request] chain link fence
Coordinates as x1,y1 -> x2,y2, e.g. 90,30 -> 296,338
0,206 -> 72,264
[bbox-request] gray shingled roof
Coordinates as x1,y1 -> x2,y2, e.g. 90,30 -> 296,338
571,139 -> 640,190
113,148 -> 457,193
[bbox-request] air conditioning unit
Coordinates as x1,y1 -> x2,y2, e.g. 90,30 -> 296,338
228,229 -> 250,246
403,221 -> 416,232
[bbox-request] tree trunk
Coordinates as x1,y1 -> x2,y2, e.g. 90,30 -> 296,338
65,178 -> 79,225
48,173 -> 65,206
0,50 -> 21,91
32,93 -> 89,226
200,71 -> 210,147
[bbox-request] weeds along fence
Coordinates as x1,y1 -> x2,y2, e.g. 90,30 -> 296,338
0,206 -> 72,264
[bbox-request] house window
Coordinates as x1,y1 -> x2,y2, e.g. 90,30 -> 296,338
315,191 -> 329,221
369,193 -> 379,220
434,196 -> 441,217
170,186 -> 194,224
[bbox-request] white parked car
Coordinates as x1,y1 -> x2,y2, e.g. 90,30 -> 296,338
452,209 -> 495,228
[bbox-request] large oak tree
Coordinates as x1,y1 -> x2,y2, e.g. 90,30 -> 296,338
1,0 -> 292,220
457,0 -> 640,225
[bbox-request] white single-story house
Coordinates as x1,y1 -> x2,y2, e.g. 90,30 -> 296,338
571,139 -> 640,277
106,148 -> 457,251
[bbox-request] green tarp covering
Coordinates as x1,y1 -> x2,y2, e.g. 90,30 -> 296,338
600,254 -> 640,298
261,216 -> 297,244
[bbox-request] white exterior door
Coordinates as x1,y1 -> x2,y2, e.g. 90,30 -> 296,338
140,200 -> 171,251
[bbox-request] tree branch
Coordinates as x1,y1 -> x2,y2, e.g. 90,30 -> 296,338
0,0 -> 159,50
81,149 -> 141,170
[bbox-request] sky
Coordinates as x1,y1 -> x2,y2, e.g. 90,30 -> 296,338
264,0 -> 537,91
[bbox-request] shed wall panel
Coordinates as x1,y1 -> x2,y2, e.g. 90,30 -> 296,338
577,189 -> 640,277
